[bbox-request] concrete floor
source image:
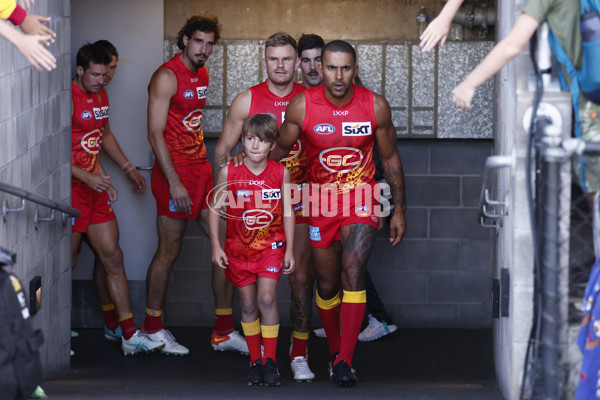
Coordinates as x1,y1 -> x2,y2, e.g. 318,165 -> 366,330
41,327 -> 504,399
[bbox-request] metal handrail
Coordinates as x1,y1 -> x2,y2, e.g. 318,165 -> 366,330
0,180 -> 80,218
478,154 -> 514,228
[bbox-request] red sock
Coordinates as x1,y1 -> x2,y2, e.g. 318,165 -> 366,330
101,304 -> 119,330
142,308 -> 163,334
119,314 -> 136,340
214,308 -> 234,335
261,324 -> 279,363
316,290 -> 341,356
290,331 -> 309,361
241,319 -> 262,363
336,290 -> 366,368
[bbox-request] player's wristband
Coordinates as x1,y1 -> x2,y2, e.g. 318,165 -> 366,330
8,5 -> 26,26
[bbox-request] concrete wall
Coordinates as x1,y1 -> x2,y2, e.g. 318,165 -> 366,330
0,0 -> 72,377
164,0 -> 495,42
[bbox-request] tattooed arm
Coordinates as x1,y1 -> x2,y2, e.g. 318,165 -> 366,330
374,93 -> 407,246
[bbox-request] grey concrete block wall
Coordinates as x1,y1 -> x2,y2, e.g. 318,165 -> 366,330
0,0 -> 71,377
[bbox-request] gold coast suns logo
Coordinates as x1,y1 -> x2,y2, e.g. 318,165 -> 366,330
319,147 -> 363,173
281,139 -> 302,162
243,209 -> 274,230
81,129 -> 103,154
182,109 -> 203,132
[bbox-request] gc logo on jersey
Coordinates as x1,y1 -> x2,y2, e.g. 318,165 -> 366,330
183,90 -> 194,99
183,109 -> 203,132
243,209 -> 273,230
319,147 -> 363,173
263,113 -> 277,121
196,86 -> 208,99
314,123 -> 335,135
342,122 -> 371,136
281,139 -> 302,162
80,129 -> 103,154
81,110 -> 93,120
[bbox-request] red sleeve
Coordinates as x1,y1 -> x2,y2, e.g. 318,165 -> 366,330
8,4 -> 26,25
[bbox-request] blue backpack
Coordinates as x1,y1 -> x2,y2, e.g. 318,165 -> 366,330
548,0 -> 600,188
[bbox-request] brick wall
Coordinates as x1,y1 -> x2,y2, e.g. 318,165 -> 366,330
0,0 -> 71,377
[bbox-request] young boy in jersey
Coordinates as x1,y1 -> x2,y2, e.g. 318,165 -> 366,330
209,114 -> 295,386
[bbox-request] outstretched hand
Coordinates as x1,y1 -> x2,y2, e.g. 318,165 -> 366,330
452,80 -> 476,109
419,16 -> 453,52
14,32 -> 56,71
19,14 -> 55,39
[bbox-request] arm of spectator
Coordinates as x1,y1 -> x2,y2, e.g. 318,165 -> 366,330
19,13 -> 55,38
419,0 -> 463,52
0,19 -> 55,70
452,12 -> 539,109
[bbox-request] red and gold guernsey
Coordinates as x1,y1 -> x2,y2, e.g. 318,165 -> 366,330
249,81 -> 307,184
155,54 -> 209,165
301,84 -> 377,192
224,159 -> 286,260
72,81 -> 109,175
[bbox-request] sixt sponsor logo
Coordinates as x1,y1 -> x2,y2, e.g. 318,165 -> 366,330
319,147 -> 363,173
271,240 -> 283,250
80,129 -> 103,154
266,266 -> 280,273
81,110 -> 93,120
183,90 -> 194,99
262,189 -> 281,200
342,122 -> 371,136
314,123 -> 335,135
243,209 -> 273,230
93,106 -> 109,120
281,139 -> 301,162
182,109 -> 203,132
236,189 -> 250,198
196,86 -> 208,99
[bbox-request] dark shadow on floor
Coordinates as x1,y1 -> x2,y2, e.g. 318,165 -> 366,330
42,327 -> 504,399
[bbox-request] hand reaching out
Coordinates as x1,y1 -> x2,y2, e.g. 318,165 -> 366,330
19,14 -> 55,39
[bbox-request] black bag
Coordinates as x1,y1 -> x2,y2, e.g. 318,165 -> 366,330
0,247 -> 44,400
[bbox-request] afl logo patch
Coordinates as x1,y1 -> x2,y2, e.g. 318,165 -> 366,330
81,110 -> 93,120
264,113 -> 277,120
183,90 -> 194,99
314,123 -> 335,135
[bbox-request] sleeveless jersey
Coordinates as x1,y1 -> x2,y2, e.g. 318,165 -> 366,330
72,82 -> 109,175
224,159 -> 286,260
155,54 -> 209,165
249,81 -> 308,184
301,84 -> 377,192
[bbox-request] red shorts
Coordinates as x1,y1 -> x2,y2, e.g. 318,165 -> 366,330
71,179 -> 116,233
151,162 -> 213,220
224,250 -> 285,288
307,185 -> 380,248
